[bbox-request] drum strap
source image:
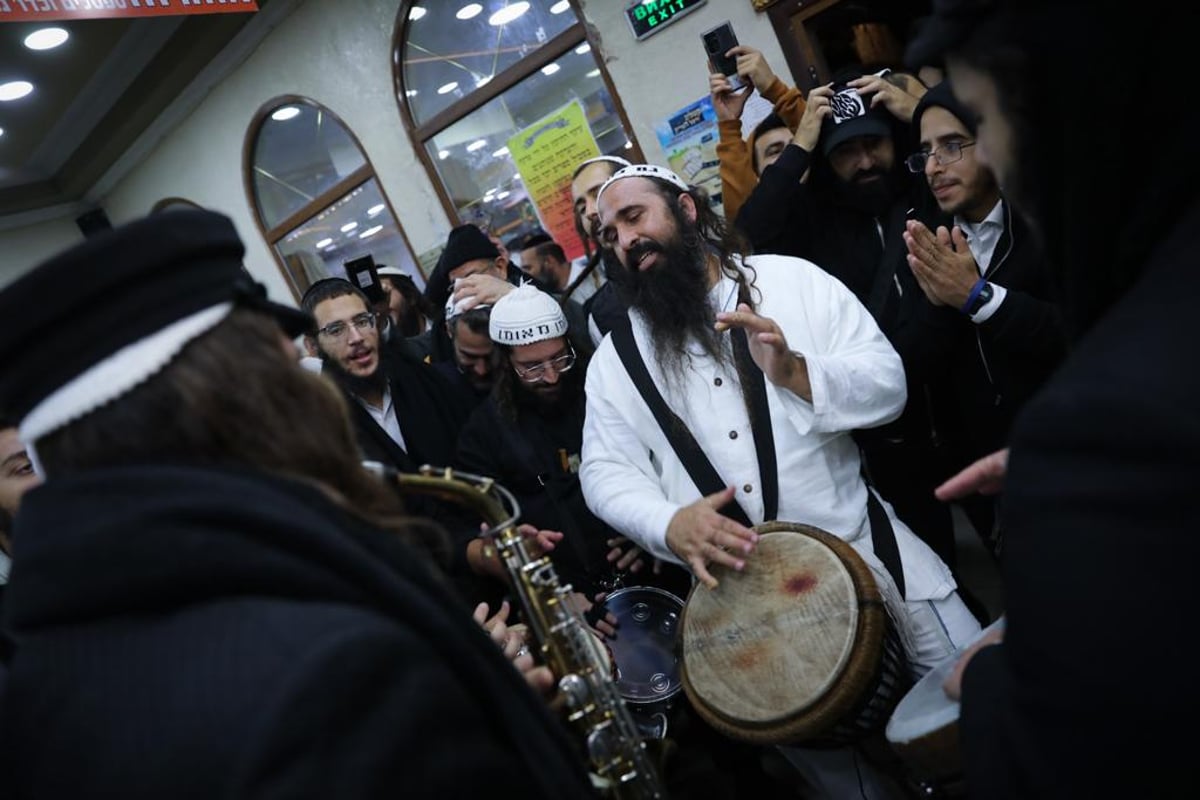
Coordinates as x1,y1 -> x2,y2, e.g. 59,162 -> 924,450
866,487 -> 906,598
611,320 -> 778,527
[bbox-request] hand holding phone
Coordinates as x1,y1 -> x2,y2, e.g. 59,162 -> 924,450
702,22 -> 744,92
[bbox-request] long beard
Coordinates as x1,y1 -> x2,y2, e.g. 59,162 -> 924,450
833,165 -> 904,216
514,359 -> 584,418
620,209 -> 729,387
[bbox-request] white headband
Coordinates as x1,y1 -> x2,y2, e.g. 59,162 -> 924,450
595,164 -> 691,208
19,302 -> 233,446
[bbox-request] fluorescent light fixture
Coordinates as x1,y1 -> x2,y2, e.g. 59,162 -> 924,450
541,63 -> 561,76
437,81 -> 459,95
550,0 -> 569,12
340,221 -> 358,233
456,3 -> 482,20
586,68 -> 600,78
409,6 -> 427,20
270,106 -> 301,122
0,81 -> 34,102
475,74 -> 493,88
492,146 -> 510,158
575,43 -> 591,55
368,203 -> 386,216
315,238 -> 333,248
438,149 -> 451,159
489,2 -> 530,26
359,225 -> 384,239
466,139 -> 487,152
497,191 -> 510,200
24,27 -> 69,51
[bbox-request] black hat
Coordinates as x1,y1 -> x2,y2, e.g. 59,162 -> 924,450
905,0 -> 999,70
911,80 -> 978,137
436,224 -> 499,275
0,208 -> 311,443
821,70 -> 895,156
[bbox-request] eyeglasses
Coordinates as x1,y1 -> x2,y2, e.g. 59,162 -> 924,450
512,345 -> 576,382
905,141 -> 976,173
315,312 -> 376,339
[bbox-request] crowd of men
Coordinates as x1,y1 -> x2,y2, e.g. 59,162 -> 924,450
0,1 -> 1192,798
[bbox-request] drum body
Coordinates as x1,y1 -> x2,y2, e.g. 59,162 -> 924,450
681,522 -> 908,746
603,585 -> 685,728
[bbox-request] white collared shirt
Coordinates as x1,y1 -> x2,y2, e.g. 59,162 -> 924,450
358,385 -> 407,452
956,200 -> 1008,323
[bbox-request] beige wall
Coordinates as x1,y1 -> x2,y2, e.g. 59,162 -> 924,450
0,0 -> 794,300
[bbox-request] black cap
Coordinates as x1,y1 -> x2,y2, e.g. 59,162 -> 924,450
0,209 -> 311,428
911,80 -> 978,136
424,224 -> 501,308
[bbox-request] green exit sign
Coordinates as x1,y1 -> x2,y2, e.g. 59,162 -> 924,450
625,0 -> 708,41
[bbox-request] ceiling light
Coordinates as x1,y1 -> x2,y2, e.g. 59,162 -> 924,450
624,140 -> 633,149
340,221 -> 358,233
0,81 -> 34,102
367,203 -> 386,216
24,27 -> 69,51
575,43 -> 591,55
475,74 -> 493,88
550,0 -> 569,12
409,6 -> 427,20
270,106 -> 301,121
466,139 -> 487,152
359,225 -> 384,239
405,89 -> 419,97
438,149 -> 451,159
437,81 -> 459,95
541,63 -> 561,76
315,237 -> 333,248
489,2 -> 530,26
0,128 -> 5,138
586,69 -> 600,78
456,3 -> 483,20
492,146 -> 510,158
497,191 -> 510,200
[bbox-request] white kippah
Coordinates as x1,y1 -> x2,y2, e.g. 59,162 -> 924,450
488,283 -> 568,346
595,163 -> 691,207
574,155 -> 632,176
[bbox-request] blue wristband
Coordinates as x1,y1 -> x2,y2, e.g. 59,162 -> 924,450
961,278 -> 987,314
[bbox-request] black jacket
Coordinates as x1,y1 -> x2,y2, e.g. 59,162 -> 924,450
0,465 -> 595,799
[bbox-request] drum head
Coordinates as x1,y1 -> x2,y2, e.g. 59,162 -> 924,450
604,586 -> 684,704
682,527 -> 869,729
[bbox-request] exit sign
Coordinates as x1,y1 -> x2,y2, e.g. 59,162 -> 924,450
625,0 -> 707,41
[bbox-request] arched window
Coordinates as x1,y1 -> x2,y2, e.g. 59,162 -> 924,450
395,0 -> 643,261
244,96 -> 423,299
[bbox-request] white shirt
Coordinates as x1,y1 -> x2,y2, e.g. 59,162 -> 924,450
956,199 -> 1008,323
357,385 -> 407,452
580,254 -> 956,602
566,255 -> 603,307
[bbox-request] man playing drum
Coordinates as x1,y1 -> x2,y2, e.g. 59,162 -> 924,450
579,163 -> 981,797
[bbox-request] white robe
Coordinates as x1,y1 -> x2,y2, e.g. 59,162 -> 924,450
580,253 -> 956,604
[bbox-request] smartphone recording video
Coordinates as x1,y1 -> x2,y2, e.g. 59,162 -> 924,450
702,21 -> 744,92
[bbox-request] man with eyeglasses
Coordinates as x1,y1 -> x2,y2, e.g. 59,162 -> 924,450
302,278 -> 470,476
902,81 -> 1065,556
733,64 -> 969,578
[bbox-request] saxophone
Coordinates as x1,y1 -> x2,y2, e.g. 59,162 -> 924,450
366,463 -> 666,800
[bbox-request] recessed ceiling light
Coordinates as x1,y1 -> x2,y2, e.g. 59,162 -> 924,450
367,203 -> 386,216
497,191 -> 510,200
315,237 -> 333,248
0,81 -> 34,102
270,106 -> 301,121
475,74 -> 493,88
409,6 -> 427,20
359,225 -> 384,239
624,140 -> 634,149
437,81 -> 459,95
24,27 -> 69,51
541,63 -> 561,76
492,146 -> 510,158
340,221 -> 358,233
466,139 -> 487,152
550,0 -> 569,12
0,128 -> 5,138
575,43 -> 590,55
405,89 -> 419,97
456,3 -> 483,20
586,68 -> 600,78
489,2 -> 530,26
438,149 -> 451,159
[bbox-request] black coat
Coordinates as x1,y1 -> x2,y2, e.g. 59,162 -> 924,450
0,465 -> 595,799
959,200 -> 1200,798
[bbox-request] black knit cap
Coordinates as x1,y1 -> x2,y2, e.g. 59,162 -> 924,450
424,223 -> 501,308
0,208 -> 311,425
911,80 -> 978,137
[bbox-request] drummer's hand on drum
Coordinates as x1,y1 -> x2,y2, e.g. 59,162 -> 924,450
935,448 -> 1008,501
715,303 -> 812,401
474,600 -> 556,697
666,485 -> 759,590
567,591 -> 619,638
941,624 -> 1005,701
